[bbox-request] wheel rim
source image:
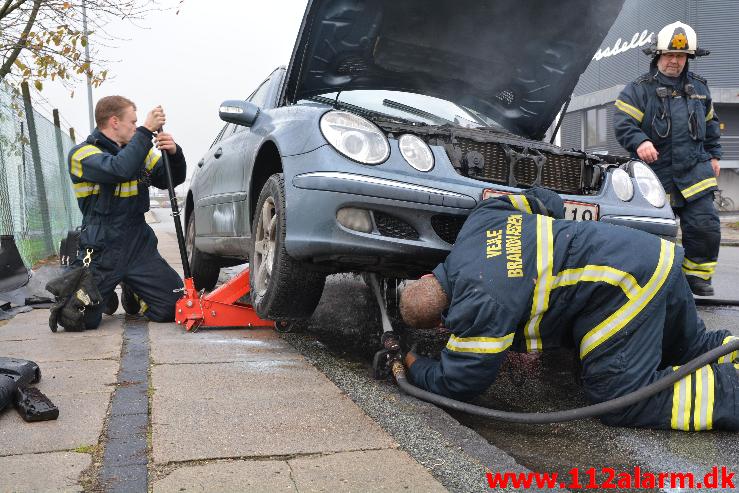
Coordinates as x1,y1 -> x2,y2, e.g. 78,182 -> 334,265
253,196 -> 277,297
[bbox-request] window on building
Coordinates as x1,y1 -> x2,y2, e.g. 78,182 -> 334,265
584,107 -> 608,148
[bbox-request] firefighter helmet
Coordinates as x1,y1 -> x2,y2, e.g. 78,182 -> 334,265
644,21 -> 709,58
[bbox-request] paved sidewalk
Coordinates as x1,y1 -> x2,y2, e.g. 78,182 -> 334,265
719,213 -> 739,245
0,216 -> 445,492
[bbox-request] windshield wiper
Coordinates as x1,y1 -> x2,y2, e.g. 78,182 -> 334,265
307,95 -> 413,125
382,99 -> 454,126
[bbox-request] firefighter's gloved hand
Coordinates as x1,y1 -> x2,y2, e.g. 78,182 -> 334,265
523,187 -> 565,219
46,268 -> 102,332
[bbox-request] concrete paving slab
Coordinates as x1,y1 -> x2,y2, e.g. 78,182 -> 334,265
110,384 -> 148,417
0,309 -> 122,341
151,361 -> 394,463
0,451 -> 89,492
0,392 -> 110,455
107,412 -> 148,439
149,325 -> 303,364
152,460 -> 294,492
0,333 -> 122,363
104,436 -> 148,466
32,359 -> 118,396
289,450 -> 447,492
100,464 -> 148,493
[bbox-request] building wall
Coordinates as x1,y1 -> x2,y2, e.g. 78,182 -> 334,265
574,0 -> 739,96
559,0 -> 739,210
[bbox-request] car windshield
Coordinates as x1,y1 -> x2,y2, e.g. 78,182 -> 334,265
306,90 -> 504,130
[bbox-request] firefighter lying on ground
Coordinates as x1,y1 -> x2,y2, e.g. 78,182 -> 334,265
400,187 -> 739,431
66,96 -> 186,330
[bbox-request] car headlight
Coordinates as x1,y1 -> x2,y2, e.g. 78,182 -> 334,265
611,168 -> 634,202
398,134 -> 434,172
631,161 -> 666,208
320,110 -> 390,164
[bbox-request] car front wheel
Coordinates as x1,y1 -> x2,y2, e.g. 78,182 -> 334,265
186,213 -> 220,291
250,174 -> 325,320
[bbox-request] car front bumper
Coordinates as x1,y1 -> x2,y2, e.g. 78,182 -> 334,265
281,146 -> 678,276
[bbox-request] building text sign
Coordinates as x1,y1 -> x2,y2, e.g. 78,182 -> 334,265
593,30 -> 654,61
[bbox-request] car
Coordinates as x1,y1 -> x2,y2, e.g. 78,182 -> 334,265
185,0 -> 677,322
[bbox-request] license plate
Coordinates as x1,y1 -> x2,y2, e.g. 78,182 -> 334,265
481,189 -> 599,221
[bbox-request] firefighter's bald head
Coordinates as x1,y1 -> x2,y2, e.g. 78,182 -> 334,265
400,276 -> 449,329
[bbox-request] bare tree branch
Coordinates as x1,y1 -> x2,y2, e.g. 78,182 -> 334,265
0,0 -> 40,79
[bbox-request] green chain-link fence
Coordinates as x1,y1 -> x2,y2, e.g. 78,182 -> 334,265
0,83 -> 81,267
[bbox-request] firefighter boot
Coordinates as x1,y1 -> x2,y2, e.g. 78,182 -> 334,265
121,283 -> 141,315
686,275 -> 714,297
103,291 -> 119,315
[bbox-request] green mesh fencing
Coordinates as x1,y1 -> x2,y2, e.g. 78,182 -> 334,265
0,84 -> 82,267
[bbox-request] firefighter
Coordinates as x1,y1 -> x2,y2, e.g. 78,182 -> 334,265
67,96 -> 186,329
400,188 -> 739,431
614,21 -> 721,296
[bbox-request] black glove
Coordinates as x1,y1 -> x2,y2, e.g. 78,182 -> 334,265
46,268 -> 102,332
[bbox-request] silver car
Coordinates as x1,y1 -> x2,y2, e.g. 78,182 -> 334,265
185,0 -> 677,321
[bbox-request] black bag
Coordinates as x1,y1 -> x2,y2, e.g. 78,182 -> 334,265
59,229 -> 81,267
46,266 -> 102,332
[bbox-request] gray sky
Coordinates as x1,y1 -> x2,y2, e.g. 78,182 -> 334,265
41,1 -> 307,185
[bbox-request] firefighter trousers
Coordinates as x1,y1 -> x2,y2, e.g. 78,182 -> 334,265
673,192 -> 721,281
578,270 -> 738,431
75,222 -> 183,329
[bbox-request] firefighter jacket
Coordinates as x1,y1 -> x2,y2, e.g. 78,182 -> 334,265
614,65 -> 721,202
409,188 -> 739,430
67,127 -> 186,249
409,190 -> 682,400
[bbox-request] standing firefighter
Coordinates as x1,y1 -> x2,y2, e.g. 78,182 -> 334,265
67,96 -> 186,329
400,188 -> 739,431
614,21 -> 721,296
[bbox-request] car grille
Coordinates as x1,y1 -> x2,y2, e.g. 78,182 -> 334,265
373,212 -> 419,240
451,139 -> 585,194
431,214 -> 467,245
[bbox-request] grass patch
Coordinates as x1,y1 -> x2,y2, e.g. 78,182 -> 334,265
728,221 -> 739,231
72,444 -> 97,454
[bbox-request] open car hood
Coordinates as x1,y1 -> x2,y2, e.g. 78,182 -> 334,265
284,0 -> 624,140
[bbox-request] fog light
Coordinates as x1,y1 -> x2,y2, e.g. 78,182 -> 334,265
337,208 -> 373,233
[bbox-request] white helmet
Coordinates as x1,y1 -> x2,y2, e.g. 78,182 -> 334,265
647,21 -> 709,57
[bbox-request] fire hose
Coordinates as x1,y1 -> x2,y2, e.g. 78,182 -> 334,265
390,338 -> 739,424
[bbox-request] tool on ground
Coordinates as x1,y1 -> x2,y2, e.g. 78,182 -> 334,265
157,131 -> 272,331
387,338 -> 739,424
0,357 -> 59,422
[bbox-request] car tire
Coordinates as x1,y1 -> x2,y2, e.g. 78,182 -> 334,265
250,174 -> 326,320
186,213 -> 220,291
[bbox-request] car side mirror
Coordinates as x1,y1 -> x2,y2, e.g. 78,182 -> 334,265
219,100 -> 260,127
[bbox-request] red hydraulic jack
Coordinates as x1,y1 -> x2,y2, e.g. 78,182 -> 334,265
175,271 -> 272,331
159,131 -> 272,331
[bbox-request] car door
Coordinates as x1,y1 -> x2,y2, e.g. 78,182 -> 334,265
206,75 -> 278,239
193,123 -> 234,236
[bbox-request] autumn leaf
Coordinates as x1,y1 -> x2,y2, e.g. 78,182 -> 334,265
34,80 -> 43,91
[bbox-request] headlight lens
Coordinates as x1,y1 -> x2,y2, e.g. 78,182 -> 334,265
398,134 -> 434,172
611,168 -> 634,202
631,161 -> 666,208
320,110 -> 390,164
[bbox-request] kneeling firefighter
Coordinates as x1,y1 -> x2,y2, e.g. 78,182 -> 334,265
614,21 -> 722,296
57,96 -> 186,331
400,187 -> 739,431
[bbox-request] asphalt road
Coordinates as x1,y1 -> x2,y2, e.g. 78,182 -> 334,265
156,208 -> 739,492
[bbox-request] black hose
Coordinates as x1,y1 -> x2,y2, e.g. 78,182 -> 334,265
392,339 -> 739,424
694,298 -> 739,307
